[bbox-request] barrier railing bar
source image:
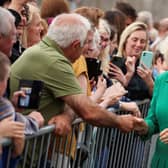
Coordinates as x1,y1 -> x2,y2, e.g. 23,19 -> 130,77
62,134 -> 69,168
43,133 -> 51,168
6,146 -> 12,168
72,124 -> 81,168
67,125 -> 75,168
30,137 -> 37,168
22,139 -> 29,168
98,127 -> 105,167
120,132 -> 128,167
89,126 -> 97,167
55,136 -> 63,167
103,128 -> 110,168
106,128 -> 114,168
37,135 -> 45,168
26,125 -> 55,140
108,128 -> 115,168
50,134 -> 57,168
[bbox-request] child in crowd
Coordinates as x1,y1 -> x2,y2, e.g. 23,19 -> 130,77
0,51 -> 44,167
152,50 -> 168,79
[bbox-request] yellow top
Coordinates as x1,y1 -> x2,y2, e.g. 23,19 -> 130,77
72,55 -> 91,96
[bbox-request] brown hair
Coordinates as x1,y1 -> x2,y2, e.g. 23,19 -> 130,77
115,2 -> 137,22
74,6 -> 104,28
104,10 -> 126,44
40,0 -> 70,19
153,50 -> 164,65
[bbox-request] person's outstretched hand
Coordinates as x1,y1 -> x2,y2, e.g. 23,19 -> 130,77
100,82 -> 127,107
120,101 -> 141,117
117,115 -> 144,133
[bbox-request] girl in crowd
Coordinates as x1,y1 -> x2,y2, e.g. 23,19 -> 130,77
152,50 -> 168,79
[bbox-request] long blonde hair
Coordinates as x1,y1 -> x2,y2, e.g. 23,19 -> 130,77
117,21 -> 148,57
98,19 -> 111,74
21,3 -> 41,48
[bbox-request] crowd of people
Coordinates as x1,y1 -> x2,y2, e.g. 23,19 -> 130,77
0,0 -> 168,167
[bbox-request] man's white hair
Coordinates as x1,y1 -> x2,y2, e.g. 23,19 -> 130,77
0,7 -> 15,36
47,13 -> 91,48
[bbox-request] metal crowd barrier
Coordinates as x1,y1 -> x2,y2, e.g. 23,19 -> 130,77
1,99 -> 151,168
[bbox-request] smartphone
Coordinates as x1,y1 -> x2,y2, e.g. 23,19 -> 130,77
110,56 -> 125,68
139,51 -> 153,69
108,56 -> 126,78
18,80 -> 44,109
86,58 -> 102,82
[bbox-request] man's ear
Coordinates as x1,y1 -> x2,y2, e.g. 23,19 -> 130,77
72,40 -> 81,49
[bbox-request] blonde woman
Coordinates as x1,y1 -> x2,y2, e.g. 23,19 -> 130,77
22,3 -> 44,48
108,22 -> 154,100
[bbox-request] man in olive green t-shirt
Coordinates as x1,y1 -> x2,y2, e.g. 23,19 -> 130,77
10,35 -> 82,123
10,13 -> 143,136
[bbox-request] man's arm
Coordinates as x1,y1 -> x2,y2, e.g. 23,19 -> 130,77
62,94 -> 142,132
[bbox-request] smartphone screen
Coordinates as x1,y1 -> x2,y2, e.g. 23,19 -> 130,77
108,56 -> 126,77
139,51 -> 153,69
86,58 -> 102,82
110,56 -> 125,68
18,80 -> 44,109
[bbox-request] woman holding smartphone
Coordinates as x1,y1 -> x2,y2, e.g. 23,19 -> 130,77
108,21 -> 154,100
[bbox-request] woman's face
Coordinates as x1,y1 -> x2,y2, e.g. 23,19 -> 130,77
82,30 -> 95,56
17,6 -> 28,37
100,32 -> 110,50
124,30 -> 147,59
27,13 -> 43,47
